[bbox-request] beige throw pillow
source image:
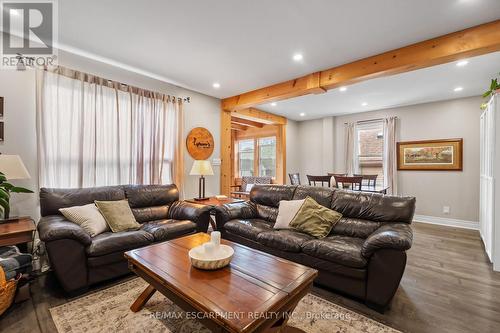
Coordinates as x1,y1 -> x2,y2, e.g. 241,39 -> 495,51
59,203 -> 110,237
95,200 -> 140,233
289,197 -> 342,238
274,199 -> 305,229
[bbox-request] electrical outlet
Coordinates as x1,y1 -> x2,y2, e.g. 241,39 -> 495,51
443,206 -> 450,214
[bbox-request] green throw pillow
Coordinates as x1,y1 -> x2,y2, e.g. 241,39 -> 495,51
289,197 -> 342,238
94,199 -> 140,233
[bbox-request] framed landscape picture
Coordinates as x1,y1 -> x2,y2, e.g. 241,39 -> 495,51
397,138 -> 463,171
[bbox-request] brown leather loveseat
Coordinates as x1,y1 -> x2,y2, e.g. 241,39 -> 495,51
215,185 -> 415,312
37,184 -> 211,293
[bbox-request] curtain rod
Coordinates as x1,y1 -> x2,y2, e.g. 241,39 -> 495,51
39,65 -> 191,103
344,117 -> 398,125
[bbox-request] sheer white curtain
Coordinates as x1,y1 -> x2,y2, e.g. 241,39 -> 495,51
36,68 -> 184,188
344,122 -> 359,175
383,117 -> 397,195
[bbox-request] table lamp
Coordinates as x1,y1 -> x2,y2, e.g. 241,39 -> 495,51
190,160 -> 214,201
0,154 -> 33,219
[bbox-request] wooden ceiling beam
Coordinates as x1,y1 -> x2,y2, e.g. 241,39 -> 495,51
230,123 -> 249,131
232,107 -> 287,125
221,20 -> 500,111
231,117 -> 264,128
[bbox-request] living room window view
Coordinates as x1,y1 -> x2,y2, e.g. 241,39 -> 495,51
1,1 -> 500,333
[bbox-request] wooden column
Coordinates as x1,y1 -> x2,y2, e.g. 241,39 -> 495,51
220,108 -> 232,195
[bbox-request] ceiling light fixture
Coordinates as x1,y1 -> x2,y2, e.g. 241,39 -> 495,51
456,60 -> 468,67
212,82 -> 220,89
361,102 -> 368,106
271,102 -> 277,106
293,53 -> 303,62
339,86 -> 347,92
299,113 -> 305,117
454,87 -> 463,92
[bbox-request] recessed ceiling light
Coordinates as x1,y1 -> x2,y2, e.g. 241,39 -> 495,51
456,60 -> 468,67
361,102 -> 368,106
339,86 -> 347,92
454,87 -> 463,92
271,102 -> 277,106
299,113 -> 306,117
293,53 -> 303,62
212,82 -> 220,89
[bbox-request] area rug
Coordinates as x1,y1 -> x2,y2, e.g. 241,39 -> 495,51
50,278 -> 400,333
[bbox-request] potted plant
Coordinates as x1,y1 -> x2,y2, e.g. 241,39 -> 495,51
0,172 -> 33,219
480,73 -> 500,110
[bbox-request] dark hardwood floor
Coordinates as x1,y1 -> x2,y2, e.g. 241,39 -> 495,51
1,222 -> 499,333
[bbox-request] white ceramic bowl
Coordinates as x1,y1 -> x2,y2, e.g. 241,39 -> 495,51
188,244 -> 234,270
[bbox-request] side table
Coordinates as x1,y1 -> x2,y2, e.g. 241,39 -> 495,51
0,217 -> 36,248
185,197 -> 244,230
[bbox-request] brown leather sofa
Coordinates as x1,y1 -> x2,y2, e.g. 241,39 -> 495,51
215,185 -> 415,312
37,184 -> 211,293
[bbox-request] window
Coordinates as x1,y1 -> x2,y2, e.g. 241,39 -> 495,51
258,137 -> 276,177
238,139 -> 255,177
356,122 -> 384,186
236,136 -> 277,178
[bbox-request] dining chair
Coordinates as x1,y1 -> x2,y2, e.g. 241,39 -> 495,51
307,175 -> 331,187
334,176 -> 363,191
288,173 -> 301,185
327,173 -> 347,187
230,176 -> 272,198
354,174 -> 378,186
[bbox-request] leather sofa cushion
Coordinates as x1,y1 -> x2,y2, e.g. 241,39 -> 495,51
257,230 -> 314,252
250,185 -> 297,208
331,190 -> 416,224
86,230 -> 154,257
332,217 -> 381,239
256,204 -> 278,222
302,236 -> 367,268
224,219 -> 273,241
40,186 -> 126,217
124,184 -> 179,208
141,219 -> 197,242
292,185 -> 335,208
132,205 -> 169,223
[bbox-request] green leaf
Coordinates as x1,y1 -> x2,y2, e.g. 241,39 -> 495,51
0,174 -> 6,183
0,183 -> 14,190
0,197 -> 10,216
491,79 -> 499,91
10,186 -> 33,193
483,90 -> 492,98
0,188 -> 10,201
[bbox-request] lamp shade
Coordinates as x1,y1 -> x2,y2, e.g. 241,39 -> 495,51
190,160 -> 214,176
0,155 -> 31,180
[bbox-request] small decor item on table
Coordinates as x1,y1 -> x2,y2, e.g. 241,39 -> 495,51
397,138 -> 463,171
0,155 -> 33,220
188,231 -> 234,270
190,160 -> 214,201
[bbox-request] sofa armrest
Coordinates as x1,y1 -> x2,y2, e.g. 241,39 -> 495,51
38,215 -> 92,246
168,201 -> 211,232
214,201 -> 257,230
362,223 -> 412,258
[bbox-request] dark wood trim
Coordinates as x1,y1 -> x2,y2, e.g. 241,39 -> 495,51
396,138 -> 463,171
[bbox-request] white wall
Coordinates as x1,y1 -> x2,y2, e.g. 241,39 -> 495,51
295,96 -> 482,223
0,51 -> 221,221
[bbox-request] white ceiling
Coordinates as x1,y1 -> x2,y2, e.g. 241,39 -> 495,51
259,51 -> 500,121
57,0 -> 500,99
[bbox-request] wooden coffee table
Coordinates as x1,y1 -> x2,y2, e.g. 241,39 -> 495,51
125,233 -> 318,333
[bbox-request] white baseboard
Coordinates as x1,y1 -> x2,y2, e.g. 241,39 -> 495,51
413,214 -> 479,230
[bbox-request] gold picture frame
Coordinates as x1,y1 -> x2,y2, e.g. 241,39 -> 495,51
397,138 -> 463,171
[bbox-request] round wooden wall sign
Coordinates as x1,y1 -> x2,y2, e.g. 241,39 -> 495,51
186,127 -> 214,160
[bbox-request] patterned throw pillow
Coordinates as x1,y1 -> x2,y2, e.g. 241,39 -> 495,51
94,200 -> 141,233
289,197 -> 342,238
59,203 -> 109,237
